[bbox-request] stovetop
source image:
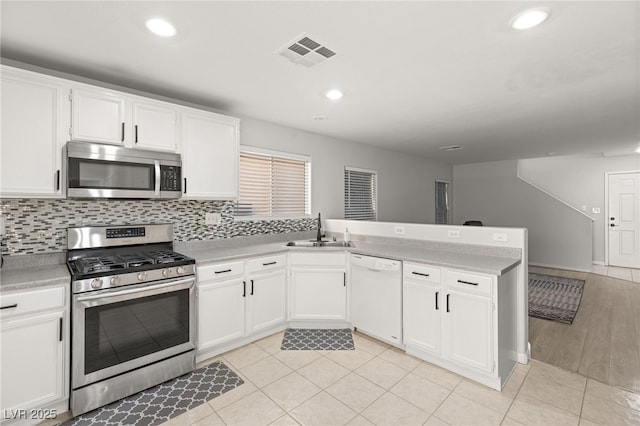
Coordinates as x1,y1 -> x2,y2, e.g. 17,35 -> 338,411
68,249 -> 192,277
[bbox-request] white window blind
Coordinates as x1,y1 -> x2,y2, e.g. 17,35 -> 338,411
237,148 -> 310,217
344,167 -> 377,220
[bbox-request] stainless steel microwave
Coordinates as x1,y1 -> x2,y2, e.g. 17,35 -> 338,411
65,141 -> 182,199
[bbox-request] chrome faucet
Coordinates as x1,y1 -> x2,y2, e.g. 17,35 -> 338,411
316,212 -> 322,242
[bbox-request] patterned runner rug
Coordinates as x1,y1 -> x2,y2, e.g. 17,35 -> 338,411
61,361 -> 243,426
529,273 -> 585,324
281,328 -> 355,350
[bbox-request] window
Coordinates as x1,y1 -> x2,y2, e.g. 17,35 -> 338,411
236,147 -> 311,218
344,167 -> 377,220
435,180 -> 450,224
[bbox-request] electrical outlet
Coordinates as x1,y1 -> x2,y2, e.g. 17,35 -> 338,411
204,213 -> 221,225
581,205 -> 587,211
394,226 -> 405,235
592,207 -> 601,214
493,233 -> 508,242
447,230 -> 460,238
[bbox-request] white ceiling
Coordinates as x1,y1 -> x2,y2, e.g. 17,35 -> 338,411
1,1 -> 639,164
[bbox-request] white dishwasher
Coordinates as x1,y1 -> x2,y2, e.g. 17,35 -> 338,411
350,254 -> 402,347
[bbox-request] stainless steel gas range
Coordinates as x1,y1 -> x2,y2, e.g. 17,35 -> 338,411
66,224 -> 196,416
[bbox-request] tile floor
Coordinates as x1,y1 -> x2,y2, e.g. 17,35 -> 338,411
589,265 -> 640,284
151,330 -> 640,426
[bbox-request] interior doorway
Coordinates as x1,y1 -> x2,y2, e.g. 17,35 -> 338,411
606,171 -> 640,268
435,180 -> 450,225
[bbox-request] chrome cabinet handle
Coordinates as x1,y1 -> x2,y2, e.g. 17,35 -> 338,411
457,279 -> 479,286
0,304 -> 18,310
412,271 -> 430,277
215,269 -> 232,274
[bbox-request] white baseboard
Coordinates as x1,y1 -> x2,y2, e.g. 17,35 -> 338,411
528,262 -> 591,273
592,261 -> 605,266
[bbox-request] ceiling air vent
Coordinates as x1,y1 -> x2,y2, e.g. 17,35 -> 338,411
439,145 -> 463,152
276,34 -> 337,68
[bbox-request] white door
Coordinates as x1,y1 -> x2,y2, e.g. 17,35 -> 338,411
247,269 -> 286,334
71,88 -> 127,144
403,280 -> 441,355
290,268 -> 346,320
197,278 -> 245,351
608,172 -> 640,268
132,101 -> 178,152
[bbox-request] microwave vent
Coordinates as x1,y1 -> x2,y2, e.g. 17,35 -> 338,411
276,34 -> 337,68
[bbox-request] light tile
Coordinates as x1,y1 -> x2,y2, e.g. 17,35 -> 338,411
355,356 -> 408,389
326,348 -> 375,370
290,391 -> 357,426
507,394 -> 579,426
578,418 -> 600,426
347,415 -> 375,425
502,368 -> 528,398
361,392 -> 430,425
254,331 -> 286,354
501,417 -> 526,426
207,375 -> 257,411
196,356 -> 225,370
352,333 -> 389,355
269,414 -> 301,426
590,264 -> 608,277
297,356 -> 350,388
390,373 -> 451,414
527,360 -> 587,392
240,356 -> 293,388
519,374 -> 584,415
453,379 -> 514,416
585,378 -> 640,411
326,372 -> 385,413
581,394 -> 640,425
274,350 -> 322,370
608,266 -> 633,282
632,268 -> 640,283
412,361 -> 463,390
191,412 -> 226,426
223,343 -> 270,369
262,372 -> 321,412
378,347 -> 422,371
434,393 -> 503,426
217,391 -> 285,426
424,416 -> 451,426
162,402 -> 213,425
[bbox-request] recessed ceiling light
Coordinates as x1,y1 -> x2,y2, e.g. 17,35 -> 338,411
635,146 -> 640,153
313,115 -> 328,121
325,89 -> 344,101
145,18 -> 176,37
511,8 -> 551,30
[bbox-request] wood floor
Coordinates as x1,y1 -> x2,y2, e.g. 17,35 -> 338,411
529,266 -> 640,393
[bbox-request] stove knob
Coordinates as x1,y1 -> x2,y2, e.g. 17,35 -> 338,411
176,266 -> 186,275
137,272 -> 148,281
90,278 -> 103,289
162,268 -> 172,278
110,276 -> 121,286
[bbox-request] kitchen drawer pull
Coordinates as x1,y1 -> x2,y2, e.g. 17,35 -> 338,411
0,304 -> 18,310
135,125 -> 139,143
262,261 -> 277,266
55,170 -> 61,191
446,294 -> 450,312
121,122 -> 125,142
59,317 -> 63,342
411,271 -> 430,277
457,279 -> 479,286
214,269 -> 232,274
435,291 -> 439,310
250,279 -> 254,295
242,281 -> 246,297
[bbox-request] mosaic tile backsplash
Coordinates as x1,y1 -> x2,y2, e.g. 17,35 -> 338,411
0,199 -> 317,256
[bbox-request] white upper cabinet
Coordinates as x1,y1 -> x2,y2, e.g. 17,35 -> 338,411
1,66 -> 68,198
131,100 -> 179,152
71,87 -> 126,145
181,109 -> 239,200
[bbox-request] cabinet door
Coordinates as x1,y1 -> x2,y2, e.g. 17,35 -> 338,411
403,279 -> 441,355
247,269 -> 286,334
132,100 -> 178,152
1,69 -> 67,197
197,278 -> 245,351
0,311 -> 65,412
181,110 -> 239,199
443,290 -> 494,373
290,268 -> 346,320
71,87 -> 126,144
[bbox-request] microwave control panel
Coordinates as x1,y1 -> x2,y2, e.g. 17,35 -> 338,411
160,166 -> 181,192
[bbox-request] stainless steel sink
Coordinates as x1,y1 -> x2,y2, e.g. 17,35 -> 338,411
286,240 -> 353,248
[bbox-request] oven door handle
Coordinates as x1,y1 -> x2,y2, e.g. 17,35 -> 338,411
154,160 -> 161,196
76,277 -> 195,302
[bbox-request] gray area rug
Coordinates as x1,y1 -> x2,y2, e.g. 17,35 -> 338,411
61,361 -> 243,426
281,328 -> 355,350
529,273 -> 585,324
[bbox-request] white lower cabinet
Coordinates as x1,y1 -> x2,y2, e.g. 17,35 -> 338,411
0,286 -> 68,421
403,262 -> 516,390
196,255 -> 286,359
289,253 -> 347,323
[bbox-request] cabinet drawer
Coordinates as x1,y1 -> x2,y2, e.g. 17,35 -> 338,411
198,261 -> 244,282
0,286 -> 65,317
403,262 -> 441,284
290,252 -> 345,267
445,269 -> 493,296
247,254 -> 286,273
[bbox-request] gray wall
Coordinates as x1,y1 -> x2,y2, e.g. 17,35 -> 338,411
519,154 -> 640,263
453,160 -> 593,271
241,118 -> 452,223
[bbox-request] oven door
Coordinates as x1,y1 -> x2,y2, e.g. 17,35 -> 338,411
72,277 -> 196,389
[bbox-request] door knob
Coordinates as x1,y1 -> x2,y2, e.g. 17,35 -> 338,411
610,224 -> 616,227
610,217 -> 615,221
